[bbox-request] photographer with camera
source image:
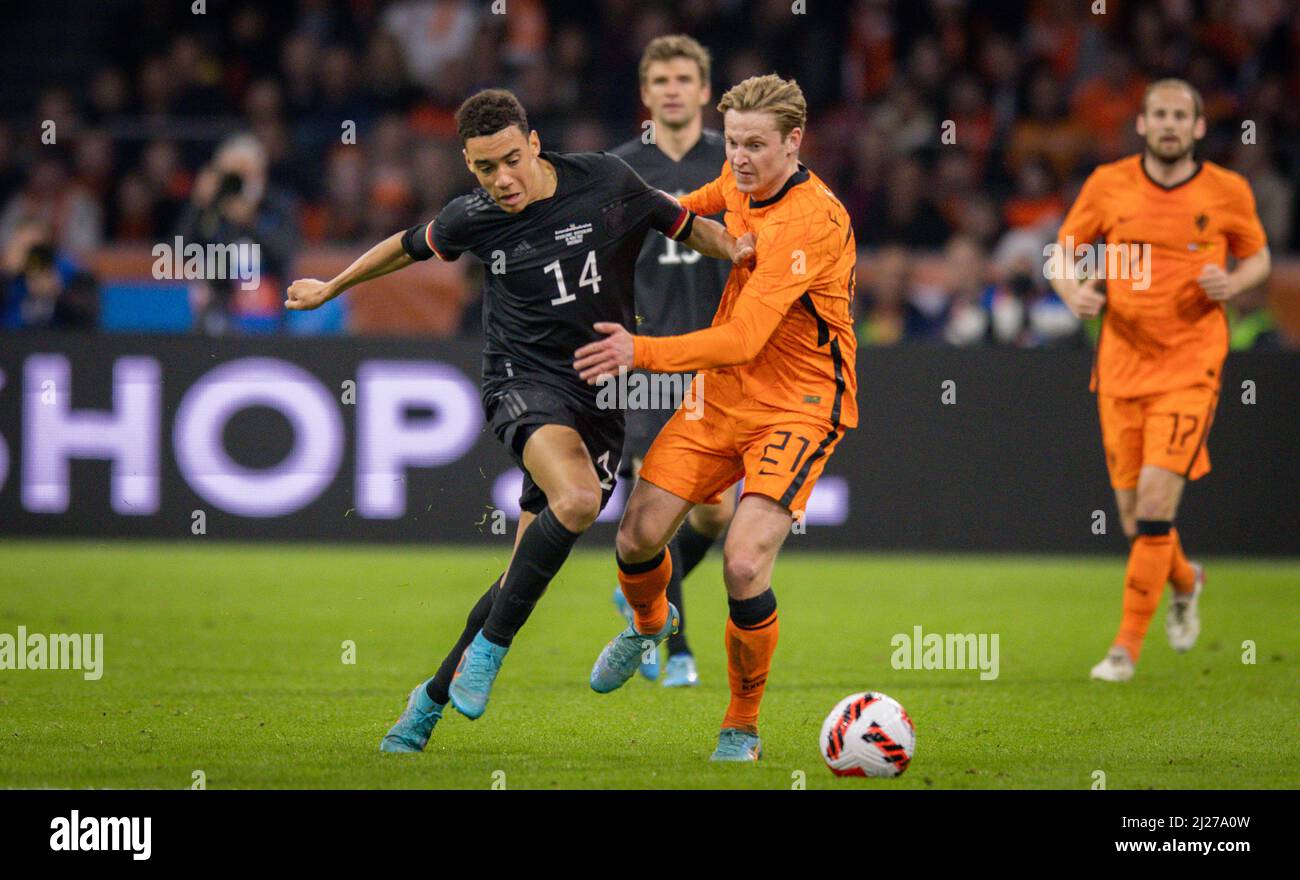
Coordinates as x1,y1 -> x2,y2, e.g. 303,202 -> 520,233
174,133 -> 298,334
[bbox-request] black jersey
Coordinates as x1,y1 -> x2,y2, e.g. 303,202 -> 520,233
610,130 -> 729,337
402,150 -> 693,409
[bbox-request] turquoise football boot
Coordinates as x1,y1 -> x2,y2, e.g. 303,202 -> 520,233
379,678 -> 444,753
612,587 -> 660,681
448,631 -> 509,720
710,728 -> 763,762
661,652 -> 699,687
590,602 -> 679,694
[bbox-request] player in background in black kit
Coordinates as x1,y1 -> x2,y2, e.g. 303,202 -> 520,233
284,89 -> 754,752
607,36 -> 736,688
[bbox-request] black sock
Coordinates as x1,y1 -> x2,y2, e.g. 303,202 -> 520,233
1137,519 -> 1173,536
481,506 -> 581,647
664,536 -> 691,656
675,519 -> 717,579
728,588 -> 777,628
426,574 -> 503,705
664,520 -> 718,656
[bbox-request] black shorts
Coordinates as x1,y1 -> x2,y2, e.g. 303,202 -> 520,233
484,380 -> 625,515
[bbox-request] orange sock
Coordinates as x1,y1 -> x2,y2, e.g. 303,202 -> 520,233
722,611 -> 779,734
617,548 -> 671,634
1168,528 -> 1196,594
1115,531 -> 1176,662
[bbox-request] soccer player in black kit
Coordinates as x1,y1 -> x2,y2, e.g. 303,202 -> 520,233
607,36 -> 734,687
284,89 -> 751,752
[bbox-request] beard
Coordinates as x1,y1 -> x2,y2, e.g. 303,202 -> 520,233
1145,135 -> 1195,165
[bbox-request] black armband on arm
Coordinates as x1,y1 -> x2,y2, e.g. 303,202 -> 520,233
653,197 -> 694,241
401,223 -> 435,261
673,211 -> 695,242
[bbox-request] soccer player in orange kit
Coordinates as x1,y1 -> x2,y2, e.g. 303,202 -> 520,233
574,74 -> 858,759
1051,78 -> 1271,682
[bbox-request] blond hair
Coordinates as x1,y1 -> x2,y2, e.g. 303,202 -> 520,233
638,35 -> 711,86
1142,78 -> 1204,119
717,74 -> 807,137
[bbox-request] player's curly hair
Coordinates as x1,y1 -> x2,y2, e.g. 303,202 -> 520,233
717,74 -> 807,137
455,89 -> 529,143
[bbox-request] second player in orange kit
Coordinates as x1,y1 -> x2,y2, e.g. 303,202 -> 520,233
1051,78 -> 1271,682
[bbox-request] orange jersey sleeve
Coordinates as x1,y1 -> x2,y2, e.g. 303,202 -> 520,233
633,218 -> 829,373
1057,169 -> 1108,249
1221,176 -> 1267,259
631,295 -> 782,372
677,162 -> 732,216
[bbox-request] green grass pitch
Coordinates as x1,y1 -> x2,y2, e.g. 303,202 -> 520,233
0,540 -> 1294,789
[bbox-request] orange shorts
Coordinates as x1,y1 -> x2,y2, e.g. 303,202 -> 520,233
1097,385 -> 1219,490
639,391 -> 843,518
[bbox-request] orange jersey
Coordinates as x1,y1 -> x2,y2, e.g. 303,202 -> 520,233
1058,154 -> 1267,398
632,161 -> 859,428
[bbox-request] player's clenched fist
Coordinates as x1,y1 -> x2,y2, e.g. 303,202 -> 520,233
731,232 -> 757,269
285,278 -> 333,311
1196,263 -> 1235,301
1065,277 -> 1106,318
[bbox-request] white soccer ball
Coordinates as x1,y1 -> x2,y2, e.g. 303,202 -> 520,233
819,691 -> 915,777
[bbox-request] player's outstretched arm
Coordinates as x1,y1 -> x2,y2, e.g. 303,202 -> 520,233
575,220 -> 812,382
574,293 -> 784,383
285,231 -> 414,311
640,174 -> 752,267
682,216 -> 756,267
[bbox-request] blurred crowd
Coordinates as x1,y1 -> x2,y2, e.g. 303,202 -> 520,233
0,0 -> 1296,347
